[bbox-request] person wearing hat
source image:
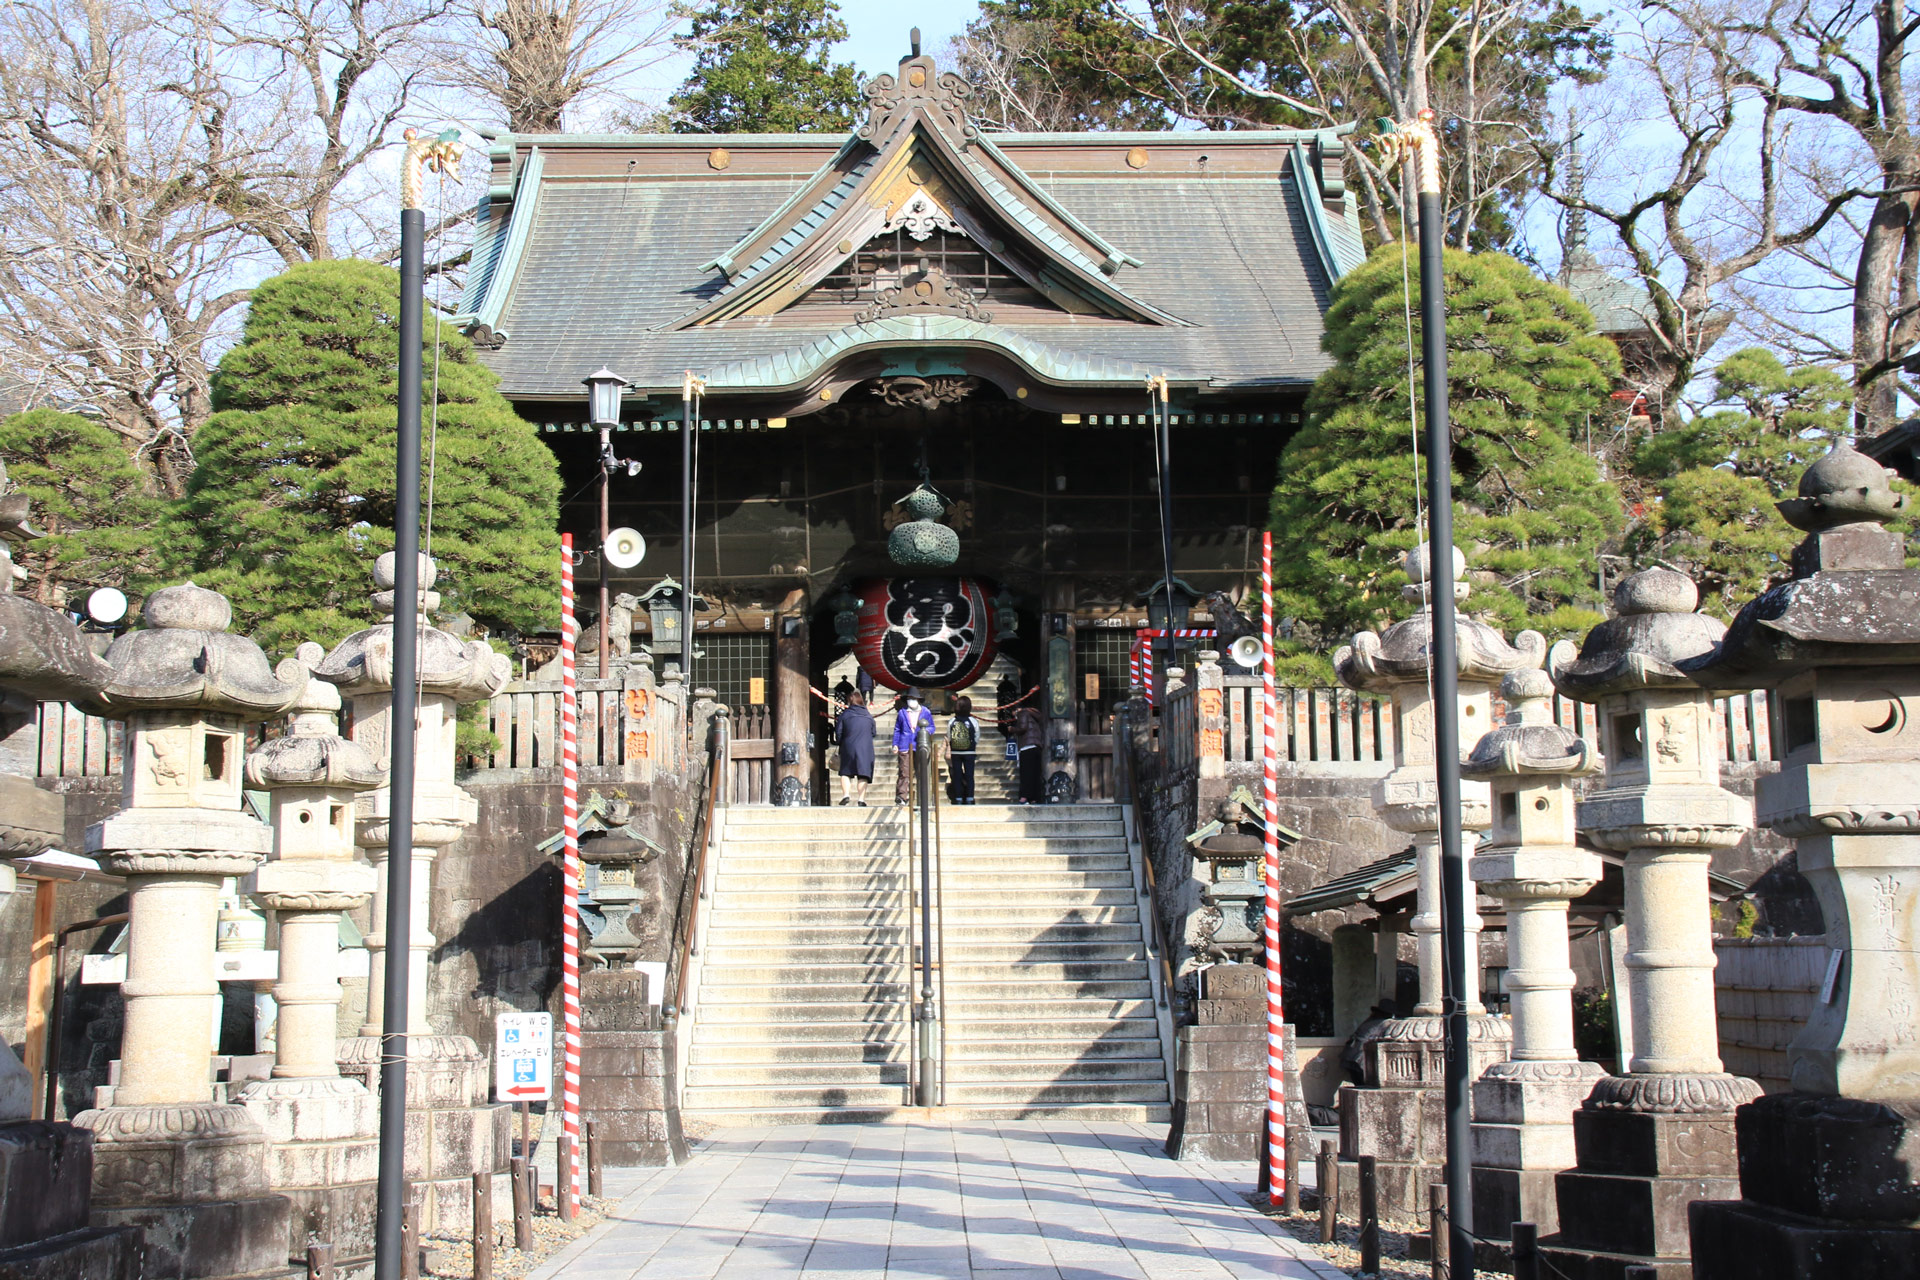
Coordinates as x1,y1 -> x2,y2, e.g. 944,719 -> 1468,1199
891,688 -> 935,804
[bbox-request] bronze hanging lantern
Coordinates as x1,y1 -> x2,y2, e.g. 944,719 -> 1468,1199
887,484 -> 959,568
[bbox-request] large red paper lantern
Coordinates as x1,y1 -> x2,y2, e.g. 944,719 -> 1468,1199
855,577 -> 996,691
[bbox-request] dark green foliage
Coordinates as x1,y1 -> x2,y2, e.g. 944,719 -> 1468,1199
1626,348 -> 1914,615
0,409 -> 167,607
669,0 -> 863,134
174,259 -> 560,656
1272,245 -> 1622,673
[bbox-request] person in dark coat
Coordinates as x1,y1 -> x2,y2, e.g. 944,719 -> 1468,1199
946,695 -> 981,805
1011,700 -> 1045,804
833,690 -> 875,806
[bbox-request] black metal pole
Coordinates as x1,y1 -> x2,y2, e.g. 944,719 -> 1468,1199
1153,384 -> 1176,702
377,203 -> 426,1280
598,426 -> 611,681
1414,124 -> 1474,1280
916,723 -> 935,1106
680,387 -> 694,681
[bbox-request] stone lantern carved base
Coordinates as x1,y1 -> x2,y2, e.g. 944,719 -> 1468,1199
335,1036 -> 509,1233
1471,1059 -> 1605,1249
1689,1092 -> 1920,1279
1338,1013 -> 1512,1221
237,1077 -> 377,1272
72,1102 -> 294,1280
580,970 -> 687,1168
0,1120 -> 144,1279
1537,1072 -> 1762,1280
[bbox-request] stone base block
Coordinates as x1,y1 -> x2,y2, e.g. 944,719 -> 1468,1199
581,1026 -> 685,1169
1688,1197 -> 1920,1279
1339,1084 -> 1444,1164
1473,1166 -> 1562,1242
1733,1091 -> 1920,1222
238,1080 -> 378,1268
77,1105 -> 277,1209
336,1036 -> 487,1110
90,1195 -> 295,1280
1470,1069 -> 1601,1242
1552,1169 -> 1742,1258
0,1226 -> 143,1280
1535,1241 -> 1693,1280
0,1121 -> 96,1246
1569,1105 -> 1740,1179
275,1182 -> 374,1273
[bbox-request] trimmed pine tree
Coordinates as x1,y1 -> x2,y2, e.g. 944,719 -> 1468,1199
0,408 -> 167,607
173,259 -> 560,655
1271,245 -> 1623,677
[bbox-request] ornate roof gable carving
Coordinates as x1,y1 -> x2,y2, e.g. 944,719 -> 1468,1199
668,38 -> 1186,332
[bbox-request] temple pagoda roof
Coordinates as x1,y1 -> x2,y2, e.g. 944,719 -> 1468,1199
461,45 -> 1365,410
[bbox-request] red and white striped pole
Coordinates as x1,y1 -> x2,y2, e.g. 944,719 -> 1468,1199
1262,530 -> 1286,1204
558,536 -> 583,1213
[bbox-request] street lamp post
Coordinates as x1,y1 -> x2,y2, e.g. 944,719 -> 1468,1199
584,368 -> 630,680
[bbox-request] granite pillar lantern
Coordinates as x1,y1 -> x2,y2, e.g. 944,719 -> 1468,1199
314,551 -> 512,1232
1333,543 -> 1535,1219
1462,666 -> 1605,1246
238,642 -> 383,1269
0,466 -> 143,1278
1540,567 -> 1759,1280
74,582 -> 302,1280
1681,444 -> 1920,1277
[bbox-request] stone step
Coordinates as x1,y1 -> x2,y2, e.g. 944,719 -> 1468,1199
721,803 -> 1115,825
687,1041 -> 910,1065
711,891 -> 908,911
943,923 -> 1143,943
712,871 -> 910,890
942,961 -> 1150,982
700,964 -> 912,986
682,1085 -> 910,1110
940,983 -> 1154,1004
684,1061 -> 912,1087
718,837 -> 1126,857
704,927 -> 910,948
942,1059 -> 1166,1083
940,870 -> 1135,889
930,942 -> 1147,963
920,998 -> 1157,1020
945,1036 -> 1161,1061
938,1081 -> 1170,1105
725,821 -> 1125,843
931,887 -> 1139,908
696,1001 -> 912,1025
699,981 -> 913,1005
693,1022 -> 909,1045
936,906 -> 1142,926
705,944 -> 913,966
707,906 -> 907,926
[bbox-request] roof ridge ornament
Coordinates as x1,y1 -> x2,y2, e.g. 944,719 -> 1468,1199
856,259 -> 991,324
861,36 -> 978,146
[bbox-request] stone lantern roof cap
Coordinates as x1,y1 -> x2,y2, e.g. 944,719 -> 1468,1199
1550,567 -> 1724,701
0,596 -> 114,703
1776,442 -> 1908,533
1679,565 -> 1920,688
245,643 -> 386,789
312,553 -> 510,702
88,582 -> 304,720
1335,543 -> 1545,693
1462,667 -> 1600,778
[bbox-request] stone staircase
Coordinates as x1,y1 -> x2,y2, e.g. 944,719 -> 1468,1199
682,803 -> 1171,1124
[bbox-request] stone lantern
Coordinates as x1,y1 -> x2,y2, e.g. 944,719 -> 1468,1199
1541,567 -> 1758,1279
1462,665 -> 1604,1244
1682,444 -> 1920,1276
74,582 -> 302,1280
313,551 -> 510,1230
240,641 -> 383,1265
1333,542 -> 1537,1219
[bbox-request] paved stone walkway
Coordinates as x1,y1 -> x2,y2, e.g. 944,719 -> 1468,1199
530,1120 -> 1344,1280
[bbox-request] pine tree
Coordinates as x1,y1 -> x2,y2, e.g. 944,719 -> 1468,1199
669,0 -> 863,133
0,409 -> 167,607
172,260 -> 561,655
1271,245 -> 1623,676
1625,348 -> 1913,615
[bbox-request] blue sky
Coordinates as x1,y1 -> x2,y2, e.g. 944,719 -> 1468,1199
833,0 -> 981,74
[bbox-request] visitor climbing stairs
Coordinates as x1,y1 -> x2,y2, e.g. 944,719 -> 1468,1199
681,802 -> 1174,1124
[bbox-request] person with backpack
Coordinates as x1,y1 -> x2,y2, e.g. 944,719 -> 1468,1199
946,695 -> 981,804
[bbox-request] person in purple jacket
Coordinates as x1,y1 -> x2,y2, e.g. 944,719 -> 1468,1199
891,689 -> 935,804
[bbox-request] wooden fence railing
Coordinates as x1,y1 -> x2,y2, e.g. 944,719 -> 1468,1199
727,704 -> 774,805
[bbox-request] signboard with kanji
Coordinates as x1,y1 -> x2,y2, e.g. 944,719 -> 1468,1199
494,1011 -> 553,1102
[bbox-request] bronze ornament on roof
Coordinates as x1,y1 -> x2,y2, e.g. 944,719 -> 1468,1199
855,261 -> 991,324
859,38 -> 978,146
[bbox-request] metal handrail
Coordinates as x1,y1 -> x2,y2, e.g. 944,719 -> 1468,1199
913,725 -> 939,1107
917,736 -> 940,1105
900,745 -> 918,1107
667,711 -> 729,1022
1116,704 -> 1176,1009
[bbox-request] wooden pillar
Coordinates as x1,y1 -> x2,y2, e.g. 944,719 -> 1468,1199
773,587 -> 810,803
23,878 -> 55,1119
1044,580 -> 1076,802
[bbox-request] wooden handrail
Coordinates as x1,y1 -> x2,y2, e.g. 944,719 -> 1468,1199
667,712 -> 729,1020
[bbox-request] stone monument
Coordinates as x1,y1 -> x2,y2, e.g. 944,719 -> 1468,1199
1462,665 -> 1604,1247
75,582 -> 303,1279
315,552 -> 511,1230
1333,542 -> 1533,1218
1541,567 -> 1760,1280
0,466 -> 142,1278
1683,444 -> 1920,1276
239,643 -> 383,1268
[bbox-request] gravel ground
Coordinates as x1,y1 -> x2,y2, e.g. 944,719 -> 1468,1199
421,1190 -> 611,1279
1247,1195 -> 1430,1280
